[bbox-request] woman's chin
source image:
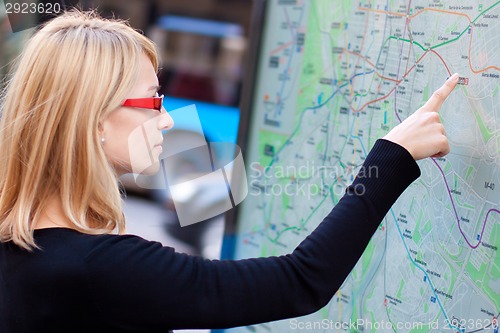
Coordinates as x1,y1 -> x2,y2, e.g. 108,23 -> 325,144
128,149 -> 163,176
138,160 -> 161,176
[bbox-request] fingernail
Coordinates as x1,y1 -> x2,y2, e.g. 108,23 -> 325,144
450,73 -> 459,81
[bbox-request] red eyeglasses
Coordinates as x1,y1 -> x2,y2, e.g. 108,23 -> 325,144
122,94 -> 164,112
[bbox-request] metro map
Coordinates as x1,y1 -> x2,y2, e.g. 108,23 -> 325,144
229,1 -> 499,332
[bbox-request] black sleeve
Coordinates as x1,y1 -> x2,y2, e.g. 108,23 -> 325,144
84,139 -> 420,331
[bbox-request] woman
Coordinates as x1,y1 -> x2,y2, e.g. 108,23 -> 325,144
0,10 -> 458,333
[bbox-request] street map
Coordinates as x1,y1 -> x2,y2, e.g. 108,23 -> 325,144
229,0 -> 499,332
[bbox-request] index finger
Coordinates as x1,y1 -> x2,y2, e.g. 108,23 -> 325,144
423,73 -> 459,111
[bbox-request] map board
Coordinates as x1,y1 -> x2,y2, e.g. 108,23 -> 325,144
224,0 -> 499,332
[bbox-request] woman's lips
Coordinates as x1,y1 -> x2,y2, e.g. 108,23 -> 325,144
153,144 -> 163,153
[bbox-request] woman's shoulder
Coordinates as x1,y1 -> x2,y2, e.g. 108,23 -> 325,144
26,227 -> 173,262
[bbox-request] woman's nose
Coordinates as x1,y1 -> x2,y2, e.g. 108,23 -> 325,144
158,107 -> 174,131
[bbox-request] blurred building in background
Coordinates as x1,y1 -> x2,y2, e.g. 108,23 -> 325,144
90,0 -> 250,106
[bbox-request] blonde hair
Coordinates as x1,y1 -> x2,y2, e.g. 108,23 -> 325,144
0,10 -> 159,250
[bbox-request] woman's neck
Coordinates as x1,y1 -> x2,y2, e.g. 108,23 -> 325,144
33,197 -> 74,230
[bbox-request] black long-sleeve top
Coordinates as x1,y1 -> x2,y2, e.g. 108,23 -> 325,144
0,139 -> 420,333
